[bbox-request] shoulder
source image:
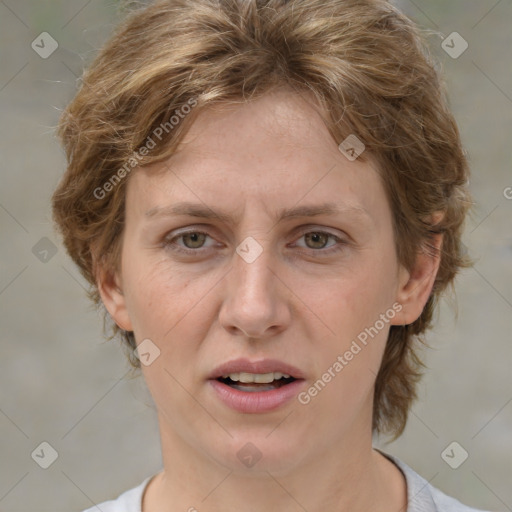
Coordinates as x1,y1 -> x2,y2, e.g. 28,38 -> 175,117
378,450 -> 493,512
80,475 -> 154,512
429,484 -> 491,512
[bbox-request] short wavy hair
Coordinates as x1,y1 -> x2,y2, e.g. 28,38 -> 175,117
51,0 -> 472,439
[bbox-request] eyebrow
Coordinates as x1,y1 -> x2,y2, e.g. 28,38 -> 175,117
144,201 -> 371,225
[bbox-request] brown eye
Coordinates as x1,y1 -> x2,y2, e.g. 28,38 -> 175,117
163,230 -> 216,254
181,232 -> 207,249
304,232 -> 330,249
292,229 -> 347,256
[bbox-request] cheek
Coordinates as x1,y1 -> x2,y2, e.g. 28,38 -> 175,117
298,248 -> 398,400
121,250 -> 221,354
123,257 -> 207,402
299,303 -> 391,434
303,257 -> 398,341
120,249 -> 187,338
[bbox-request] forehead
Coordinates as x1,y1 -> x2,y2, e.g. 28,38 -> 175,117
175,88 -> 334,162
125,88 -> 389,227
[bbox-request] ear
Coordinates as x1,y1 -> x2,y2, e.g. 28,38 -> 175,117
96,263 -> 133,332
391,230 -> 443,326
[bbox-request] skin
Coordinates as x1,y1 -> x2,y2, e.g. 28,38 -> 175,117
98,86 -> 442,512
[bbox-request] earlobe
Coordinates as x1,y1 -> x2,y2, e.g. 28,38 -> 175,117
96,265 -> 133,332
391,233 -> 443,326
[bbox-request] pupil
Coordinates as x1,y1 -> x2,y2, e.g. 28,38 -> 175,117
306,232 -> 327,249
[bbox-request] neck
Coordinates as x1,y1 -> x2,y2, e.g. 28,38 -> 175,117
143,413 -> 407,512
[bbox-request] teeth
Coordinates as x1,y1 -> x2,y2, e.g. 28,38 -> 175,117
221,372 -> 291,383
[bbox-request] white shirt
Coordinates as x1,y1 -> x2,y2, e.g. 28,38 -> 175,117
81,451 -> 492,512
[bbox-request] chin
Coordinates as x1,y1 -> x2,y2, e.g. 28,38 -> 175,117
204,429 -> 308,476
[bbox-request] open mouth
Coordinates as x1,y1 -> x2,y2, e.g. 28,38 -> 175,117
216,372 -> 298,392
209,367 -> 305,412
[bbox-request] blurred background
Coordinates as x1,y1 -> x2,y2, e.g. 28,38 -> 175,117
0,1 -> 511,510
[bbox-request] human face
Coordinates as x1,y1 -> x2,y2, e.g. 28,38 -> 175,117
101,88 -> 413,475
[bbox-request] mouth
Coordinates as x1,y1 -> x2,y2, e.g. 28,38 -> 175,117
208,359 -> 306,413
216,372 -> 298,392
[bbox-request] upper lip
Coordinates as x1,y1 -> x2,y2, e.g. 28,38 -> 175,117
209,358 -> 305,380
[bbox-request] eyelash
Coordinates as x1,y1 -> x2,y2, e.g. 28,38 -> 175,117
163,229 -> 348,256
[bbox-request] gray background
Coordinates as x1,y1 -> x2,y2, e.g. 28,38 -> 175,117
0,1 -> 511,511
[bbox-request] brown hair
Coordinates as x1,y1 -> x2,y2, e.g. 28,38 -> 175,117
51,0 -> 472,439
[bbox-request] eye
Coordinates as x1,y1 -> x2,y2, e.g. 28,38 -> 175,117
163,228 -> 347,256
163,230 -> 217,254
292,230 -> 347,255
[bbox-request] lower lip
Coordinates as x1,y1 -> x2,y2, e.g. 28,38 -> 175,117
208,379 -> 305,413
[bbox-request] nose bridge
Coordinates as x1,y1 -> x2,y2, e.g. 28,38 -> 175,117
233,236 -> 275,298
220,235 -> 288,338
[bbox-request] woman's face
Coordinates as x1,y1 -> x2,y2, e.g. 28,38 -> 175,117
100,88 -> 431,474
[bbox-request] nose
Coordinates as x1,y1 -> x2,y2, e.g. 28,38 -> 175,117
218,240 -> 291,340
